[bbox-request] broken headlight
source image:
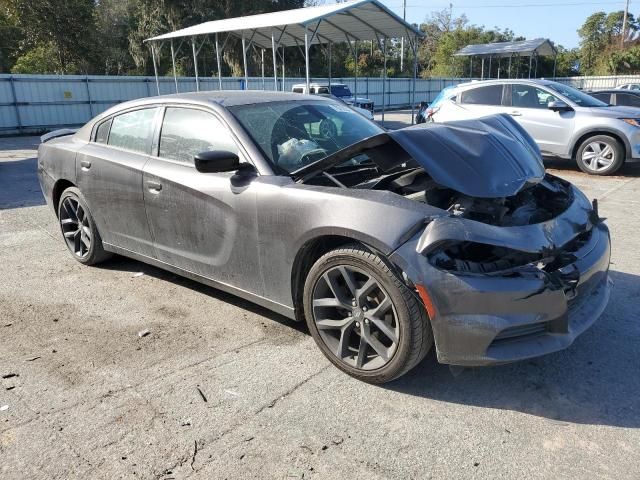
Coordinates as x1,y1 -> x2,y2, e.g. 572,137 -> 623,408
427,241 -> 541,274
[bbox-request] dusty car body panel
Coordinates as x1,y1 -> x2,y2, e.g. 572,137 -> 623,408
38,91 -> 611,367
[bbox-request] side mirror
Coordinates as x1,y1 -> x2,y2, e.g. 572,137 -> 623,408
548,100 -> 572,112
194,150 -> 240,173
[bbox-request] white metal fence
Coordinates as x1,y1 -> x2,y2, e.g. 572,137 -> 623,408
2,73 -> 639,135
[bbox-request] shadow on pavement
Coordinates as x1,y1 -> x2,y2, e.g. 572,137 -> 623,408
98,255 -> 308,335
388,269 -> 640,428
0,157 -> 45,209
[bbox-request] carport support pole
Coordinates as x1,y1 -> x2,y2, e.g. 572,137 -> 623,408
271,32 -> 278,90
261,48 -> 265,90
382,37 -> 387,126
304,26 -> 310,93
488,56 -> 492,79
170,40 -> 178,93
552,53 -> 557,78
192,39 -> 200,92
411,36 -> 417,125
215,33 -> 222,90
508,55 -> 512,78
528,54 -> 533,78
481,57 -> 485,80
354,41 -> 358,106
151,43 -> 160,95
242,33 -> 249,90
282,47 -> 285,91
328,42 -> 332,91
470,57 -> 473,77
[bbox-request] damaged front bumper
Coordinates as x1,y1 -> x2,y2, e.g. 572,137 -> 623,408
391,186 -> 612,366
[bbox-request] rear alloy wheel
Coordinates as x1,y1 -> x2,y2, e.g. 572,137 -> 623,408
576,135 -> 624,175
303,245 -> 432,384
57,187 -> 111,265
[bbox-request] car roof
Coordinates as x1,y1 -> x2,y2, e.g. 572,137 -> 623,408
96,90 -> 325,119
292,82 -> 346,87
452,78 -> 558,89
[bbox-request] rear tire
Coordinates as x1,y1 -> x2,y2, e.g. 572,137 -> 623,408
303,244 -> 432,384
57,187 -> 112,266
575,135 -> 624,175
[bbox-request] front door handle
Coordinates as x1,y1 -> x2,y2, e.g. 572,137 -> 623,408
80,160 -> 91,170
509,111 -> 522,116
146,180 -> 162,192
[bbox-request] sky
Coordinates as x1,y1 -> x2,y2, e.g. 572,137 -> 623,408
383,0 -> 634,49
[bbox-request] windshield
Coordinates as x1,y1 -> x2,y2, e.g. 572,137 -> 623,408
228,100 -> 383,173
330,85 -> 352,98
546,82 -> 609,107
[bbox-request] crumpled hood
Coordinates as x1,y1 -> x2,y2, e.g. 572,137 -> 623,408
387,114 -> 545,198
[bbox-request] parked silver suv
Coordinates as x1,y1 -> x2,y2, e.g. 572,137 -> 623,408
429,79 -> 640,175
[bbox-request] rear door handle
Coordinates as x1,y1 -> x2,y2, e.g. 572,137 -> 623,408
80,160 -> 91,170
146,180 -> 162,192
509,111 -> 522,116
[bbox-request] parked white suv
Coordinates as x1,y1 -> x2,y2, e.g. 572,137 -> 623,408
429,79 -> 640,175
292,83 -> 374,112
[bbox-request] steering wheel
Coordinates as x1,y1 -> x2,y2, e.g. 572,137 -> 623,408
319,118 -> 338,139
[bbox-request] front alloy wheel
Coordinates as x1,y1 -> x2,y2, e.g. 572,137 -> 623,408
304,245 -> 433,384
312,265 -> 399,370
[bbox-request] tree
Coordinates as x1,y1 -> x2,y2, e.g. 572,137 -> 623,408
6,0 -> 98,73
0,2 -> 22,73
577,11 -> 639,75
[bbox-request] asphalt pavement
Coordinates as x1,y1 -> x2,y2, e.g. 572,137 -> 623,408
1,119 -> 639,479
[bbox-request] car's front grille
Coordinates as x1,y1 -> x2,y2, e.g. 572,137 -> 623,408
492,322 -> 548,343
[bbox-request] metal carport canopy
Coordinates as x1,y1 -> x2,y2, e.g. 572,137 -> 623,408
145,0 -> 423,48
454,38 -> 556,58
144,0 -> 424,124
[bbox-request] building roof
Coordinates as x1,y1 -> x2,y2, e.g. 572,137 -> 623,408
145,0 -> 423,49
454,38 -> 557,58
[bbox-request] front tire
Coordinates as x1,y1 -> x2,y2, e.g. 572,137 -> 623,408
575,135 -> 624,175
57,187 -> 111,265
303,245 -> 432,384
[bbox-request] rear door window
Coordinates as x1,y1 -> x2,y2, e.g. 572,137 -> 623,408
460,85 -> 503,105
107,108 -> 158,154
158,107 -> 238,164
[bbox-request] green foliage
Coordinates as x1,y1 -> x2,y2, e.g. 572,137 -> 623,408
11,42 -> 61,73
0,3 -> 22,73
577,10 -> 639,75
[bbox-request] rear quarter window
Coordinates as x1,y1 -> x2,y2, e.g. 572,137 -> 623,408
94,118 -> 112,144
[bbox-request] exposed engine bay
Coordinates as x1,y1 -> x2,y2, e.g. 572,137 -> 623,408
306,163 -> 573,228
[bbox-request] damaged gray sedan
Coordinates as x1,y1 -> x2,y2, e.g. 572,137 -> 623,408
38,92 -> 611,383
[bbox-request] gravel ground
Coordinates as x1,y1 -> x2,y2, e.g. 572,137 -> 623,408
1,119 -> 639,479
